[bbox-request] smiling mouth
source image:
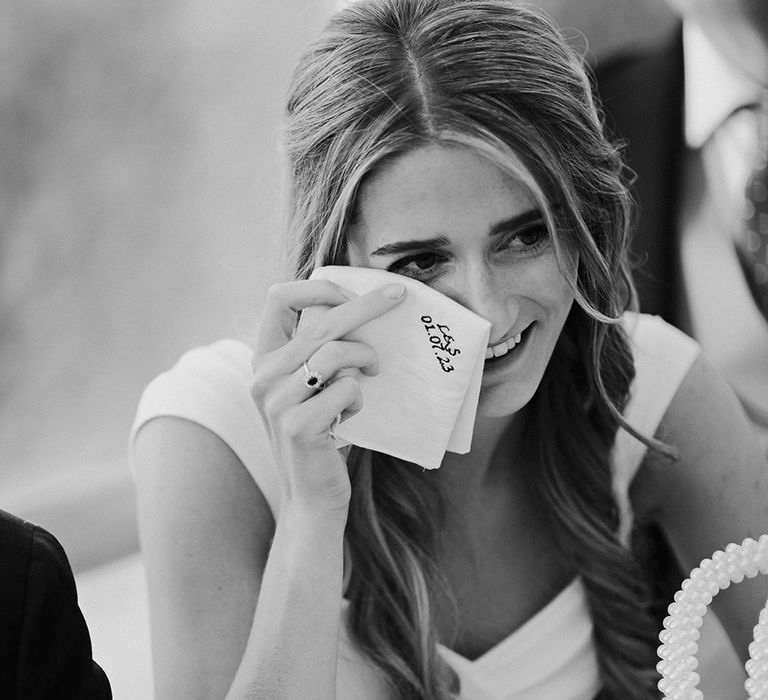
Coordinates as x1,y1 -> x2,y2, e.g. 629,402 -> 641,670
484,324 -> 533,361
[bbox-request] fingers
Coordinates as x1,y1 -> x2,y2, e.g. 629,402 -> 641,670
304,339 -> 379,381
251,277 -> 405,453
281,375 -> 363,443
253,339 -> 376,413
255,280 -> 358,353
282,282 -> 405,371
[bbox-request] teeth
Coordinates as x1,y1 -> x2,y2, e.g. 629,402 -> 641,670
484,330 -> 524,360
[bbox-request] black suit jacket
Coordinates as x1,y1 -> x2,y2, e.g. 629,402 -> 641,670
0,510 -> 111,699
594,27 -> 686,325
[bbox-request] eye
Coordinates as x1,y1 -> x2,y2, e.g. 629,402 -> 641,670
518,227 -> 546,246
387,251 -> 449,281
495,224 -> 550,257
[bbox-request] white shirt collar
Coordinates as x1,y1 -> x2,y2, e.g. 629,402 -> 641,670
683,20 -> 763,148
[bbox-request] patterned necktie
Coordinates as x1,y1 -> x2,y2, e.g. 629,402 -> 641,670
742,98 -> 768,321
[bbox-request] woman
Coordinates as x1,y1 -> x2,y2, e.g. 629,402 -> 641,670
131,1 -> 768,698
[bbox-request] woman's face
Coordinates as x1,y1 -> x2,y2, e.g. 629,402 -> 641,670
347,144 -> 577,417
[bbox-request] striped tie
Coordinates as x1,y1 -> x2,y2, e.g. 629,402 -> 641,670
742,99 -> 768,320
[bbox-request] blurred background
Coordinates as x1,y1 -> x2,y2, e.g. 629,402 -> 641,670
1,0 -> 675,696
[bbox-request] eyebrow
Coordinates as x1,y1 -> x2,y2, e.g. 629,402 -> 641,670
369,208 -> 544,257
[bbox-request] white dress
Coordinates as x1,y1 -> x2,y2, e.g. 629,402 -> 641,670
131,312 -> 701,699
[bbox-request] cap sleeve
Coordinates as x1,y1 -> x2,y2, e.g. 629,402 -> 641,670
129,339 -> 282,519
612,312 -> 701,544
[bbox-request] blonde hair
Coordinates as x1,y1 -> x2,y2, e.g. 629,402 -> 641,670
282,0 -> 660,696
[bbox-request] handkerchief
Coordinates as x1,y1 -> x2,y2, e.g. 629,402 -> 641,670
307,266 -> 491,469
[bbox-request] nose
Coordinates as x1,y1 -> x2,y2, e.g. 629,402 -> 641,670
436,265 -> 520,340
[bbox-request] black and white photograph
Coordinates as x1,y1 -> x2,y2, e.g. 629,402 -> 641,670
3,1 -> 768,698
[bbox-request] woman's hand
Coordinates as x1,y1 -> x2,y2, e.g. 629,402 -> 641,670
250,278 -> 405,516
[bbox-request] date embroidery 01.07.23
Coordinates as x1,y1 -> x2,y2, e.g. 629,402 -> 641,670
421,315 -> 461,373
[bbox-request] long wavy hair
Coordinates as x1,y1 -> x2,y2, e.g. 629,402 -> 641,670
282,0 -> 662,697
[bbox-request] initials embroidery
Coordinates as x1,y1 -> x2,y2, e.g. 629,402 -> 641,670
421,315 -> 461,373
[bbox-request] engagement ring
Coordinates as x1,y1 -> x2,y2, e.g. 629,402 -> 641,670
302,361 -> 325,390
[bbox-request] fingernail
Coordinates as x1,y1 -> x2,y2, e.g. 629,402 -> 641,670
340,287 -> 358,300
383,282 -> 405,299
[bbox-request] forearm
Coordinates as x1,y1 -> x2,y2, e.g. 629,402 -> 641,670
226,504 -> 348,700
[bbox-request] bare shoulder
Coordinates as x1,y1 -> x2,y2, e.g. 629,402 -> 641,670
134,416 -> 275,699
632,352 -> 768,560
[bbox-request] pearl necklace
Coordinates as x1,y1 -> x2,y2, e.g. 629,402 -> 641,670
657,535 -> 768,699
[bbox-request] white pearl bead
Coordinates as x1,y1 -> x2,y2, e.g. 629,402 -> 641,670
657,536 -> 768,699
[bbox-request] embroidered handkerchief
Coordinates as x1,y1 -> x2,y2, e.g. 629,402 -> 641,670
307,266 -> 491,469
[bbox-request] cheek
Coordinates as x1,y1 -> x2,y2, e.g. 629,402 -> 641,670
511,262 -> 576,326
508,252 -> 576,313
546,276 -> 576,319
556,236 -> 579,281
549,244 -> 578,311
